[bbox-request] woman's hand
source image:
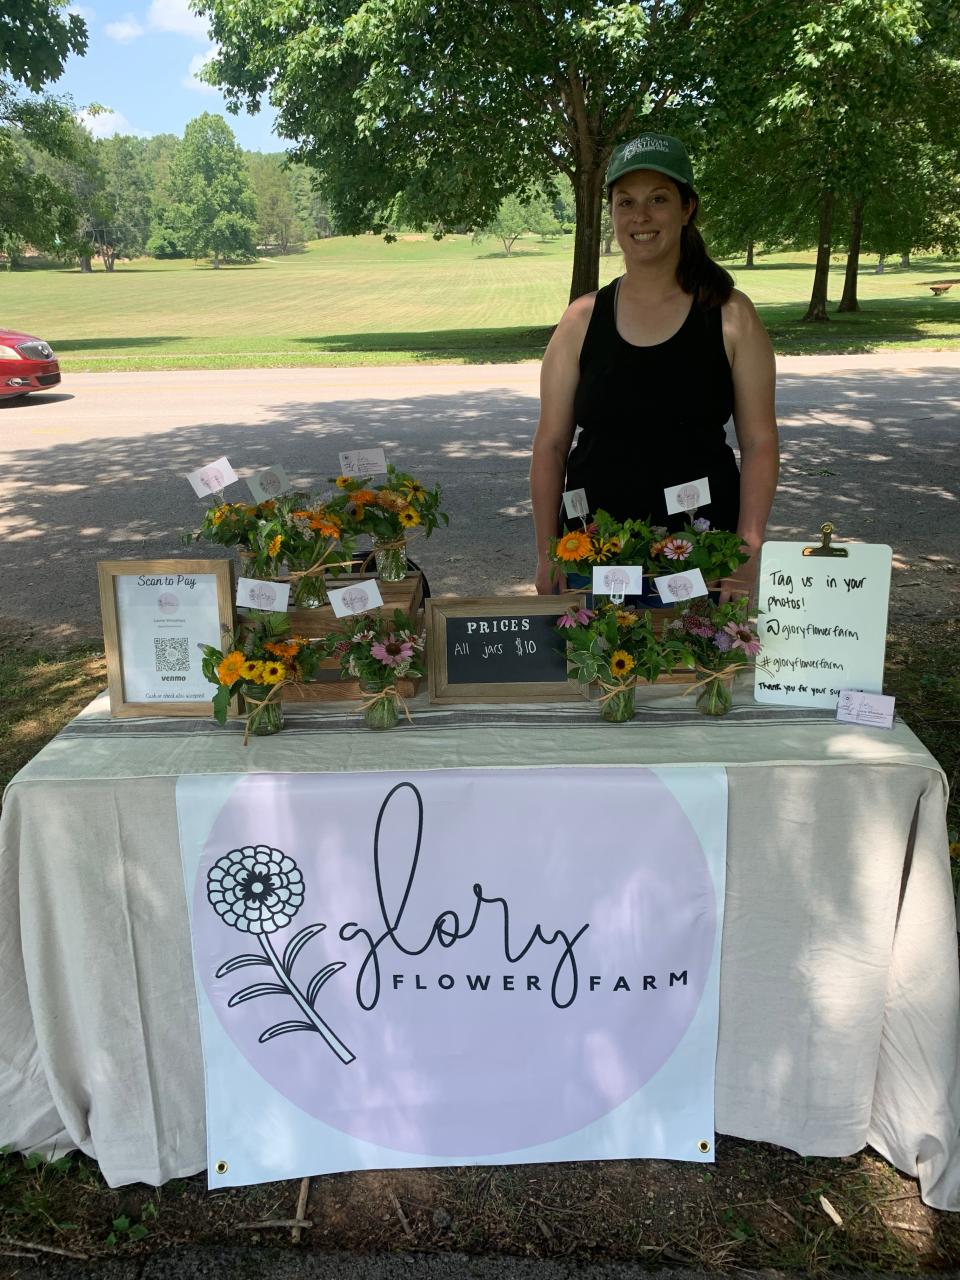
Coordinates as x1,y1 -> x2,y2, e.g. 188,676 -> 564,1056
719,545 -> 760,605
535,560 -> 565,595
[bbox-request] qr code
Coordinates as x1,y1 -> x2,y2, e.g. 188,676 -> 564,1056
154,636 -> 190,673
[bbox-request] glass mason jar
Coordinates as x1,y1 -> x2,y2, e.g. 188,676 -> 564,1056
696,672 -> 735,717
360,681 -> 400,730
243,685 -> 285,736
372,537 -> 407,583
600,683 -> 636,723
290,573 -> 328,609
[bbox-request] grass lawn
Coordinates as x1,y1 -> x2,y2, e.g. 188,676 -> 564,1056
2,237 -> 958,370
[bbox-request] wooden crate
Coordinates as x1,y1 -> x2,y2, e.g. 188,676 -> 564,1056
284,672 -> 421,703
286,573 -> 423,643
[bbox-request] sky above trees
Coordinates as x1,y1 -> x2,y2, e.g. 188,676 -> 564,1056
53,0 -> 278,148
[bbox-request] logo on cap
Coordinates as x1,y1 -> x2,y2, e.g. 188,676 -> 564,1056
623,135 -> 671,160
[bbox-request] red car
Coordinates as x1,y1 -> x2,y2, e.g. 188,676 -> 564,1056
0,327 -> 61,400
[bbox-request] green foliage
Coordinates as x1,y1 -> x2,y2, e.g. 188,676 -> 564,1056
168,113 -> 257,265
104,1200 -> 156,1247
0,0 -> 87,91
247,152 -> 309,253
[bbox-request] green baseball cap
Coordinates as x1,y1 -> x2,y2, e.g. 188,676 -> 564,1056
606,133 -> 696,192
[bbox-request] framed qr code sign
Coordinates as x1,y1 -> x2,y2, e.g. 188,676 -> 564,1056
97,559 -> 235,718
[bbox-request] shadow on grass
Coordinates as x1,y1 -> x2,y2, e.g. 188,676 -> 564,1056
757,295 -> 960,353
294,326 -> 555,362
50,336 -> 188,353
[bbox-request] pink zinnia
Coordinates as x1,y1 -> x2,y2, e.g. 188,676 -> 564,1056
371,635 -> 415,667
723,621 -> 761,657
557,606 -> 594,628
662,537 -> 693,562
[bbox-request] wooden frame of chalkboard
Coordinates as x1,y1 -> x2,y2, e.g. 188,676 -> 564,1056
426,595 -> 589,704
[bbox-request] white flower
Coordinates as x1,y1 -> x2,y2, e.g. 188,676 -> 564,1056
207,845 -> 304,934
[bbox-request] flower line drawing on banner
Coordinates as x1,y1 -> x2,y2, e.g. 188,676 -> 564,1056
207,845 -> 356,1065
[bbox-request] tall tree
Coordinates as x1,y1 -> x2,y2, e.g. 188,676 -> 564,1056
97,134 -> 153,265
195,0 -> 765,302
167,113 -> 257,266
0,0 -> 88,258
246,152 -> 308,253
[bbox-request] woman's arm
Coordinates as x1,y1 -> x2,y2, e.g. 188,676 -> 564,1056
530,295 -> 594,594
720,290 -> 779,603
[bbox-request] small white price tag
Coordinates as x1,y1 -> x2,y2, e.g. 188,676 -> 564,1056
836,689 -> 895,730
187,456 -> 239,498
247,465 -> 291,503
654,568 -> 709,602
328,579 -> 384,618
664,476 -> 711,515
591,565 -> 644,598
236,577 -> 290,613
562,488 -> 589,520
338,448 -> 388,478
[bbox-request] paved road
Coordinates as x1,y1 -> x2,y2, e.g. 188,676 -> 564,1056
1,355 -> 957,642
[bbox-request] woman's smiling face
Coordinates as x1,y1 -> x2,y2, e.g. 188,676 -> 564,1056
610,169 -> 694,265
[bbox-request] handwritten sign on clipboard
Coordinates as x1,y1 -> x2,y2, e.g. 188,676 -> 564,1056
754,541 -> 892,709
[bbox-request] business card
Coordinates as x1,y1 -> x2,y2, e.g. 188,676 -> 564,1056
654,568 -> 709,602
247,465 -> 291,503
562,488 -> 589,520
236,577 -> 290,613
187,456 -> 239,498
836,689 -> 895,730
338,448 -> 388,477
592,565 -> 644,597
664,476 -> 711,515
328,579 -> 385,618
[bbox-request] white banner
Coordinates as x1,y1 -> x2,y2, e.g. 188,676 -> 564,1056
176,766 -> 727,1187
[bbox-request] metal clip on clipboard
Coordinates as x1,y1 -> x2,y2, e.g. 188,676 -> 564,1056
802,522 -> 848,558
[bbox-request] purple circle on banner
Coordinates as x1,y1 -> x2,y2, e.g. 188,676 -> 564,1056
194,768 -> 716,1156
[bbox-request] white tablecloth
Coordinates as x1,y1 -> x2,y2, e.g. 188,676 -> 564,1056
1,689 -> 958,1206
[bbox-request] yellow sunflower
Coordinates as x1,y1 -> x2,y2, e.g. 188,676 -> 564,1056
610,650 -> 635,677
334,475 -> 351,488
260,662 -> 286,684
240,659 -> 265,682
615,609 -> 639,628
398,506 -> 421,528
211,506 -> 229,526
591,536 -> 621,563
555,530 -> 593,562
216,651 -> 246,686
402,481 -> 427,501
267,534 -> 283,558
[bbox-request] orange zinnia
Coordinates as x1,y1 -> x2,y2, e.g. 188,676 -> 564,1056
264,640 -> 301,660
555,530 -> 593,562
216,651 -> 246,686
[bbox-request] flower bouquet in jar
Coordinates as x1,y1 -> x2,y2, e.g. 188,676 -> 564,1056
330,466 -> 448,582
321,609 -> 425,729
556,601 -> 691,722
548,509 -> 651,584
201,614 -> 322,740
662,598 -> 761,715
643,517 -> 750,593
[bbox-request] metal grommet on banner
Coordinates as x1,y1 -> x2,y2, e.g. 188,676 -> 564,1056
698,1140 -> 711,1153
215,1159 -> 229,1175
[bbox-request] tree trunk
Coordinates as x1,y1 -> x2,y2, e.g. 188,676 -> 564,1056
212,255 -> 220,269
746,240 -> 755,268
602,231 -> 614,256
837,197 -> 864,313
569,164 -> 605,302
803,188 -> 834,322
79,255 -> 93,273
900,252 -> 910,267
875,254 -> 885,274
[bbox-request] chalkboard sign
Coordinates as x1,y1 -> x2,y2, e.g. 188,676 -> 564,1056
426,596 -> 588,703
754,540 -> 892,710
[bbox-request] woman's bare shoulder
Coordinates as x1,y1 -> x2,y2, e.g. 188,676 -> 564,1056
721,288 -> 763,332
548,290 -> 598,355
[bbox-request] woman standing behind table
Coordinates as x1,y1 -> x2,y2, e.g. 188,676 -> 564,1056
531,133 -> 778,603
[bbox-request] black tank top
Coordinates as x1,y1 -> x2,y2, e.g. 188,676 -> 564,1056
566,278 -> 740,532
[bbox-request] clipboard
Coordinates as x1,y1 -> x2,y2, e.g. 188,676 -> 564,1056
754,525 -> 892,710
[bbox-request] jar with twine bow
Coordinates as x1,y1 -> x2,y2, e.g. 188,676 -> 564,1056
557,602 -> 684,723
200,618 -> 323,743
329,465 -> 448,585
321,609 -> 426,730
663,598 -> 762,717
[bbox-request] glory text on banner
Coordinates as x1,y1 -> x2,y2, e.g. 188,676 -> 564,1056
176,766 -> 727,1187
